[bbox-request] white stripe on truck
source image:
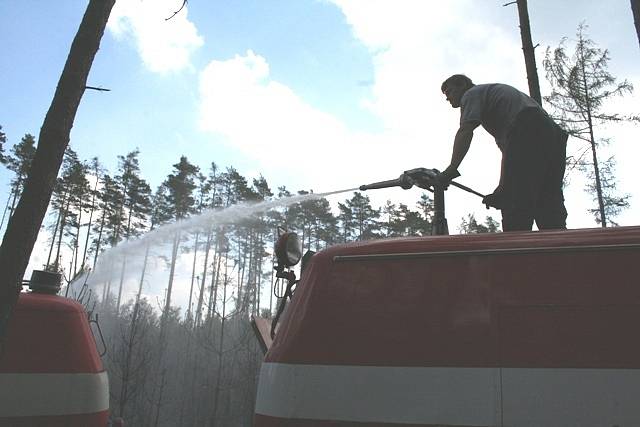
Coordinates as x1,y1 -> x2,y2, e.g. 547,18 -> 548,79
257,363 -> 501,425
256,362 -> 640,426
0,371 -> 109,417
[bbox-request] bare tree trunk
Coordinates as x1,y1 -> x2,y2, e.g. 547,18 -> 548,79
118,290 -> 141,418
81,174 -> 99,271
46,204 -> 63,267
72,203 -> 83,277
153,368 -> 168,427
210,264 -> 229,427
187,232 -> 200,322
209,248 -> 223,320
578,50 -> 607,226
136,244 -> 150,306
195,228 -> 213,327
0,0 -> 115,351
632,0 -> 640,50
53,197 -> 72,271
116,257 -> 127,312
92,212 -> 106,267
515,0 -> 542,105
160,231 -> 181,339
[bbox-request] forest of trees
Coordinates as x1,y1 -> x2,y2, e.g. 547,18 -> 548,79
0,129 -> 499,426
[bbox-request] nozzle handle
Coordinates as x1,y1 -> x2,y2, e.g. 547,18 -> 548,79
359,174 -> 412,191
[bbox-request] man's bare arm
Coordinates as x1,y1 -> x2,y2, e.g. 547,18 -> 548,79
448,121 -> 480,172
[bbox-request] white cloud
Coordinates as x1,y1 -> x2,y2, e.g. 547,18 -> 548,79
108,0 -> 204,73
198,50 -> 394,191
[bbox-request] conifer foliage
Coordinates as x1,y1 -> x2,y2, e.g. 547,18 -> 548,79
544,23 -> 635,226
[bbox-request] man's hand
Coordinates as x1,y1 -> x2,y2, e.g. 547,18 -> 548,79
435,166 -> 460,189
482,191 -> 504,209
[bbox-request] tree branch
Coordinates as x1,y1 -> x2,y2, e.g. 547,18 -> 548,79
85,85 -> 111,92
166,0 -> 188,21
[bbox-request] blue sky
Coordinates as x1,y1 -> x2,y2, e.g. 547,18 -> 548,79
1,0 -> 638,232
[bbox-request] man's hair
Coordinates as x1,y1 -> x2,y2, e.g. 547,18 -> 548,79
441,74 -> 474,92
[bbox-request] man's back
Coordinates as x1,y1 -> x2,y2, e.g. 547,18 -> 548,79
460,83 -> 540,149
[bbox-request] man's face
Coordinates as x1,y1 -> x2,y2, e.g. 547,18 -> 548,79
443,83 -> 464,108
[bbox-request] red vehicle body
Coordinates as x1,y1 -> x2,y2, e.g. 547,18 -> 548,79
0,287 -> 109,426
254,226 -> 640,426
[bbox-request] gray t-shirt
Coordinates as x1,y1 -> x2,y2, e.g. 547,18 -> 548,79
460,83 -> 541,150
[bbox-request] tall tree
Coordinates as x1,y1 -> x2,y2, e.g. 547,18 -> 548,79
160,156 -> 199,330
0,0 -> 116,353
46,148 -> 90,273
114,149 -> 151,241
506,0 -> 542,104
342,192 -> 381,241
113,150 -> 152,311
632,0 -> 640,50
90,174 -> 123,267
195,162 -> 221,327
337,202 -> 355,243
0,125 -> 7,165
68,156 -> 91,277
544,23 -> 635,226
4,134 -> 37,222
80,157 -> 104,271
416,193 -> 435,235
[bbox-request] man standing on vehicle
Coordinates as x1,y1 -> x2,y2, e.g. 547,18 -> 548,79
437,74 -> 568,231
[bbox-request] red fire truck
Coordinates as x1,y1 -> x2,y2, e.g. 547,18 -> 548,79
0,270 -> 109,426
253,169 -> 640,427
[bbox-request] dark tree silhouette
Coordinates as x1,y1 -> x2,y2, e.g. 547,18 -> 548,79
0,0 -> 116,352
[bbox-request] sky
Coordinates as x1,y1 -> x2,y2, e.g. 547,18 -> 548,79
0,1 -> 638,305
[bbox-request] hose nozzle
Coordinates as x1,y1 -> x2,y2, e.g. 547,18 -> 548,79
359,174 -> 413,191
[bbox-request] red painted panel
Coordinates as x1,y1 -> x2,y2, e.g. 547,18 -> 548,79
0,293 -> 103,374
266,227 -> 640,368
498,305 -> 640,368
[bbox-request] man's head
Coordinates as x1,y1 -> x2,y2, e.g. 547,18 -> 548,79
441,74 -> 474,108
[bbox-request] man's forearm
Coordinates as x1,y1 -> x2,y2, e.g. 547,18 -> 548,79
448,125 -> 474,170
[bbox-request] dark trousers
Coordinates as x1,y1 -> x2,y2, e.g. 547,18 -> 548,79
500,108 -> 568,232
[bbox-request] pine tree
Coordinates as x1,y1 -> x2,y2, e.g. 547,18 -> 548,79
195,163 -> 220,327
342,192 -> 381,241
416,193 -> 435,235
247,175 -> 273,315
0,125 -> 7,165
90,174 -> 123,266
458,214 -> 501,234
80,157 -> 104,271
337,201 -> 355,243
4,134 -> 37,224
46,148 -> 89,272
160,156 -> 199,331
113,150 -> 152,311
309,197 -> 339,249
544,23 -> 635,226
67,157 -> 91,278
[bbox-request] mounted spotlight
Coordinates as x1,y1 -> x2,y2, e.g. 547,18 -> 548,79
274,231 -> 302,270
